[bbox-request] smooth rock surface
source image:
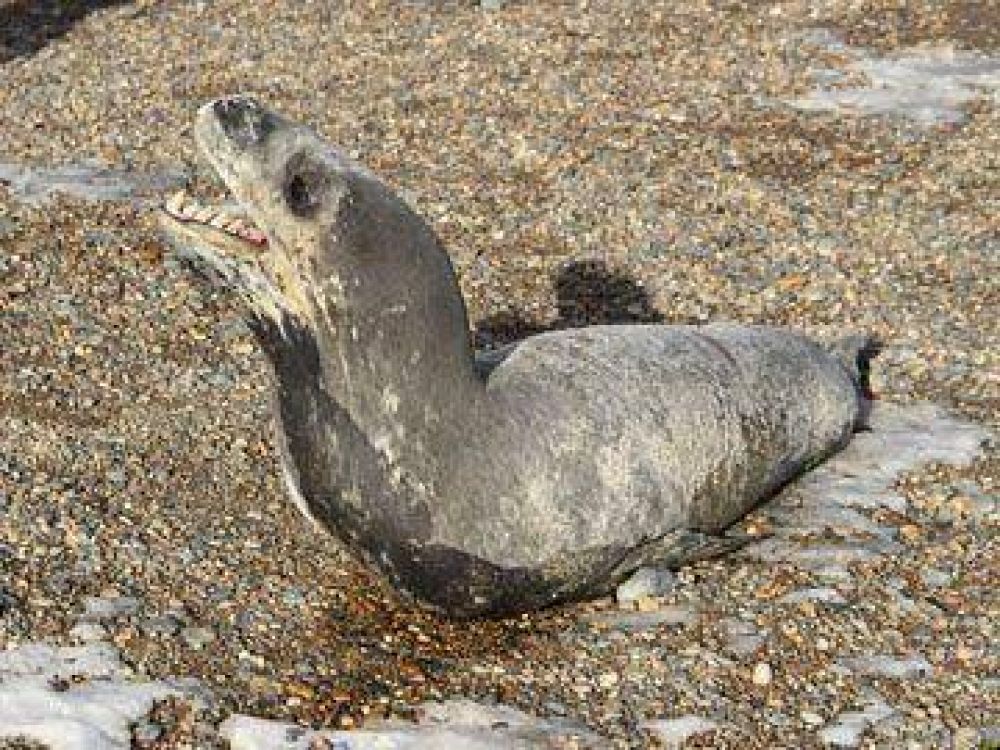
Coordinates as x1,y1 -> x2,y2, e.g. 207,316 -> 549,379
68,620 -> 107,643
721,618 -> 768,658
642,715 -> 723,747
818,697 -> 896,747
840,654 -> 934,680
742,401 -> 989,568
0,160 -> 184,206
0,642 -> 188,750
79,596 -> 140,621
584,605 -> 698,633
220,699 -> 603,749
789,33 -> 1000,124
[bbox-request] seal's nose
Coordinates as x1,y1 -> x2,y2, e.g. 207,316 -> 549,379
211,96 -> 272,149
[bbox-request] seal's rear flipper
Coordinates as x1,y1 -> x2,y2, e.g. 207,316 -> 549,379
826,333 -> 881,431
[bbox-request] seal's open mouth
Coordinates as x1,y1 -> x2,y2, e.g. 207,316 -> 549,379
160,189 -> 268,249
158,96 -> 334,324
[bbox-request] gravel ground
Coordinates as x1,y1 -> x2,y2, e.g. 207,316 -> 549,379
1,1 -> 997,747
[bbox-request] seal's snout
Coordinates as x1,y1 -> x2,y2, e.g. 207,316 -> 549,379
210,95 -> 273,149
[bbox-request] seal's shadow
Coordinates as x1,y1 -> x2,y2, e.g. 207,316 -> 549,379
473,259 -> 664,350
0,0 -> 133,63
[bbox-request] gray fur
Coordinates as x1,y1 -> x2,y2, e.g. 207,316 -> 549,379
162,96 -> 876,617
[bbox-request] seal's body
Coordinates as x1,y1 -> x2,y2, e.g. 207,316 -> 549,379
161,96 -> 875,617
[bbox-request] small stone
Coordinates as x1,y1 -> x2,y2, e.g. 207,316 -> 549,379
69,620 -> 107,642
81,596 -> 140,621
616,567 -> 677,606
722,618 -> 767,658
598,672 -> 619,688
954,645 -> 974,663
899,524 -> 923,542
752,661 -> 773,686
634,595 -> 660,612
801,710 -> 824,726
140,615 -> 182,638
841,654 -> 933,679
951,728 -> 982,750
132,720 -> 163,745
586,605 -> 696,633
180,626 -> 216,650
920,568 -> 952,588
778,587 -> 848,606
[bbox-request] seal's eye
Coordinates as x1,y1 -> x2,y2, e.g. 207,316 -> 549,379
285,174 -> 315,214
283,153 -> 328,217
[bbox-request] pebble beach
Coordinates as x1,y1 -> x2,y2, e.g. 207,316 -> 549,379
0,1 -> 997,747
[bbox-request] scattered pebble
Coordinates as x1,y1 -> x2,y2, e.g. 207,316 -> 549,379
140,615 -> 183,639
801,710 -> 824,726
778,587 -> 848,606
79,596 -> 140,622
752,661 -> 774,686
840,654 -> 935,680
722,618 -> 768,658
68,621 -> 107,643
180,626 -> 216,651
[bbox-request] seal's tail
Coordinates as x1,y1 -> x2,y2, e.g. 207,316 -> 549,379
826,333 -> 882,430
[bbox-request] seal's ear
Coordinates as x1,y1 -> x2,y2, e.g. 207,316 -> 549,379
282,151 -> 333,218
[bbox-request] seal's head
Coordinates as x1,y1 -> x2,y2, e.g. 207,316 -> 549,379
161,96 -> 478,429
160,96 -> 467,346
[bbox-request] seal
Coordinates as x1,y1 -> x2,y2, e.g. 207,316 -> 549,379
159,96 -> 878,617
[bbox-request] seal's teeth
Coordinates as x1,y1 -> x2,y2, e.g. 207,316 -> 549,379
162,189 -> 265,246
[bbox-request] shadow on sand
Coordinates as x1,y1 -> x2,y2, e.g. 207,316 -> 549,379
473,259 -> 665,350
1,0 -> 132,63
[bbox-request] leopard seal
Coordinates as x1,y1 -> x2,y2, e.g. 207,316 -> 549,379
159,96 -> 878,618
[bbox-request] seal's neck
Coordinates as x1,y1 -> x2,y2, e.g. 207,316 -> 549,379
254,238 -> 484,483
324,269 -> 484,449
248,166 -> 487,488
